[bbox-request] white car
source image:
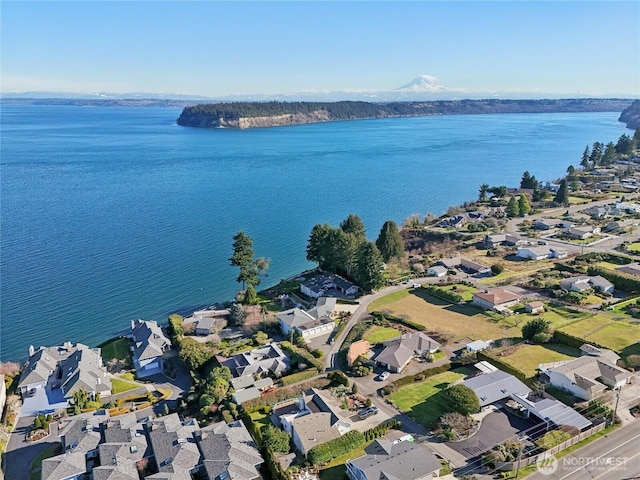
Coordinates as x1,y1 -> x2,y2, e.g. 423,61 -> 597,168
378,371 -> 390,381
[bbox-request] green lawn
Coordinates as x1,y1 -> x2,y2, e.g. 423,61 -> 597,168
628,242 -> 640,252
100,337 -> 132,361
568,195 -> 592,205
497,344 -> 580,378
388,368 -> 473,428
363,326 -> 401,344
248,409 -> 274,431
319,441 -> 373,480
559,314 -> 640,353
538,305 -> 589,329
610,296 -> 640,317
440,284 -> 477,301
111,377 -> 140,394
368,289 -> 410,311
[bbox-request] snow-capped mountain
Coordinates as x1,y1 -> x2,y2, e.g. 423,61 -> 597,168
396,75 -> 449,92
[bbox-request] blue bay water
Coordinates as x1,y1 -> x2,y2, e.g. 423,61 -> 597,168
0,105 -> 630,361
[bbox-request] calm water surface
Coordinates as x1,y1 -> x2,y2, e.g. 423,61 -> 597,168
0,105 -> 630,360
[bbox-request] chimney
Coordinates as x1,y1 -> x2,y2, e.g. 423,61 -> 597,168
298,394 -> 305,411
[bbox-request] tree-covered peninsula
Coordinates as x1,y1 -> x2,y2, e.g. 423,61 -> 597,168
620,100 -> 640,129
176,98 -> 633,129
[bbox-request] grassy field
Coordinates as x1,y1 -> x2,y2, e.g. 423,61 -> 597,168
536,305 -> 590,329
610,296 -> 640,317
496,344 -> 580,378
111,377 -> 140,394
100,337 -> 131,361
369,290 -> 520,343
568,195 -> 592,205
559,314 -> 640,353
388,368 -> 473,428
319,441 -> 373,480
363,326 -> 401,344
628,242 -> 640,252
368,289 -> 410,311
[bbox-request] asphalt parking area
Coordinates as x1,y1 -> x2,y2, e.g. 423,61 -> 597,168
447,409 -> 538,458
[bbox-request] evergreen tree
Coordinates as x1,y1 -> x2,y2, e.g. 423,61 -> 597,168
354,242 -> 384,292
306,223 -> 332,268
375,220 -> 404,262
520,171 -> 538,190
244,284 -> 258,305
602,142 -> 616,165
518,195 -> 531,216
478,184 -> 489,202
229,303 -> 246,326
566,165 -> 576,177
554,179 -> 569,205
616,134 -> 634,156
340,214 -> 366,239
506,196 -> 520,218
589,141 -> 603,167
633,128 -> 640,150
581,145 -> 590,170
229,232 -> 255,289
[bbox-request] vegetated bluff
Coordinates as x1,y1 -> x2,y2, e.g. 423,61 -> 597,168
619,100 -> 640,129
176,99 -> 633,129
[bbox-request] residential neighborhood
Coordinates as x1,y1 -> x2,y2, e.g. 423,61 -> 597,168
3,139 -> 640,480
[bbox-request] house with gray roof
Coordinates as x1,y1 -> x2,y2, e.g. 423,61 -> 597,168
615,262 -> 640,276
227,344 -> 289,379
300,273 -> 359,299
18,342 -> 111,415
373,332 -> 441,373
346,437 -> 441,480
559,276 -> 614,294
510,393 -> 592,431
130,320 -> 172,378
539,345 -> 632,401
462,370 -> 531,407
277,297 -> 338,341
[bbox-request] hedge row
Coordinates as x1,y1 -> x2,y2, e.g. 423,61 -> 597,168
242,377 -> 331,411
242,413 -> 291,480
476,352 -> 528,382
364,419 -> 401,441
552,330 -> 609,351
422,285 -> 463,303
280,341 -> 325,372
587,266 -> 640,293
371,311 -> 426,332
279,368 -> 319,386
307,430 -> 366,465
383,363 -> 454,395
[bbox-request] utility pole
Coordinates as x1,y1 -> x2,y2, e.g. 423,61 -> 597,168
611,384 -> 622,425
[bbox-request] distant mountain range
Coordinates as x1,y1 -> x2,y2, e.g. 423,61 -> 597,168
2,75 -> 637,103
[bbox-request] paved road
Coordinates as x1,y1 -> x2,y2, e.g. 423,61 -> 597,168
526,422 -> 640,480
4,416 -> 59,480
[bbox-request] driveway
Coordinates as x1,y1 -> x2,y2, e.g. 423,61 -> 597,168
447,409 -> 539,458
4,416 -> 60,480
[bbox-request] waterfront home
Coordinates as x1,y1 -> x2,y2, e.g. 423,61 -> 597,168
189,307 -> 230,336
373,332 -> 441,373
130,319 -> 171,378
539,345 -> 632,401
300,273 -> 359,299
346,437 -> 441,480
472,288 -> 522,311
18,342 -> 111,415
277,297 -> 338,341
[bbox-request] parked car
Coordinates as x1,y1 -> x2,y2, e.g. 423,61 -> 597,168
358,405 -> 379,419
377,371 -> 390,381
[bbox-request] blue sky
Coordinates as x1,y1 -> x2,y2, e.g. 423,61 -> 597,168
1,1 -> 638,97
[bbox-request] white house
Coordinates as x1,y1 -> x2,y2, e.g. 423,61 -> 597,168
465,340 -> 494,353
427,265 -> 448,277
517,246 -> 568,261
559,276 -> 614,294
565,225 -> 601,240
277,297 -> 339,341
539,345 -> 632,401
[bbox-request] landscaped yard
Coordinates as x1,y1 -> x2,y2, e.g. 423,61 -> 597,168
368,289 -> 410,311
363,326 -> 401,344
249,409 -> 274,431
495,344 -> 580,378
319,440 -> 373,480
111,377 -> 140,394
610,296 -> 640,317
568,195 -> 592,205
101,337 -> 132,361
369,290 -> 520,343
628,242 -> 640,252
388,368 -> 473,428
534,305 -> 589,329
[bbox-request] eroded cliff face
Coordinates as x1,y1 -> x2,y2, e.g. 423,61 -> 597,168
236,110 -> 332,128
619,100 -> 640,130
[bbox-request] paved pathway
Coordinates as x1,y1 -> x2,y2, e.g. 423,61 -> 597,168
4,415 -> 59,480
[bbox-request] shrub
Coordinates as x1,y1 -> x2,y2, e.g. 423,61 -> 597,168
279,368 -> 319,386
535,429 -> 573,450
491,264 -> 504,275
307,430 -> 366,465
261,424 -> 292,454
280,342 -> 325,372
522,318 -> 552,341
423,285 -> 463,303
445,384 -> 480,415
328,370 -> 350,387
532,331 -> 553,344
311,349 -> 324,359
